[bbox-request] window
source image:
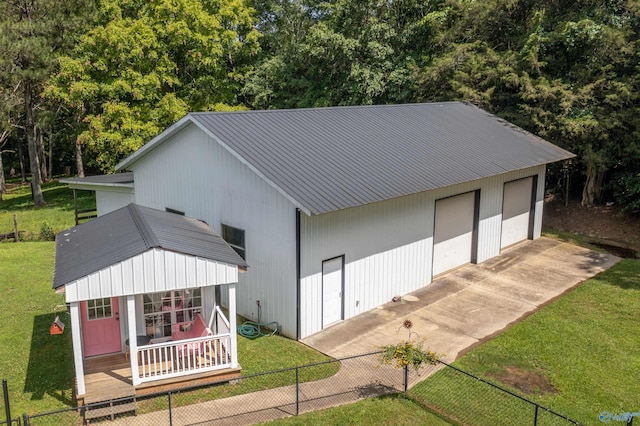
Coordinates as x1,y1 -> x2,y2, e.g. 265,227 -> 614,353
87,298 -> 112,320
222,224 -> 246,260
143,289 -> 202,339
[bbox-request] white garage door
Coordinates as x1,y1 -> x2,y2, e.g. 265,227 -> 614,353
501,177 -> 534,249
322,256 -> 344,328
433,192 -> 476,276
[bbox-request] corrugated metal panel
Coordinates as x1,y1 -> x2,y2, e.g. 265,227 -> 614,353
64,249 -> 238,303
299,165 -> 546,338
53,203 -> 246,289
177,102 -> 573,215
96,190 -> 135,216
131,124 -> 299,338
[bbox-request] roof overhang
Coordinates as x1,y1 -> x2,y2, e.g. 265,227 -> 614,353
61,247 -> 241,303
61,173 -> 135,192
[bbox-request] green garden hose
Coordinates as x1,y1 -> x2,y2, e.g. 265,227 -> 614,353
238,300 -> 279,339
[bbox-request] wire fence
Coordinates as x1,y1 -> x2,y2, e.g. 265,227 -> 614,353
2,353 -> 583,425
407,361 -> 582,426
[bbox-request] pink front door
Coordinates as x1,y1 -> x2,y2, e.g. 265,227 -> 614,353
81,297 -> 122,357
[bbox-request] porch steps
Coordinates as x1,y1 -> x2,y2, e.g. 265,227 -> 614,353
83,398 -> 137,423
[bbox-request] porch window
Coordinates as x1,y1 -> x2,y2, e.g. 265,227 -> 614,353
87,298 -> 112,320
143,289 -> 202,339
222,224 -> 246,260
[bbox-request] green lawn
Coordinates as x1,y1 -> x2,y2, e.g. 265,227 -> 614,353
264,394 -> 455,425
0,180 -> 95,240
410,258 -> 640,425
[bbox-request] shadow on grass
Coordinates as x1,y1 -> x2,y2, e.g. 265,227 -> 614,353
24,311 -> 75,406
1,181 -> 95,212
596,258 -> 640,290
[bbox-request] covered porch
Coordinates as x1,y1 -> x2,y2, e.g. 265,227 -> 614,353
53,204 -> 248,402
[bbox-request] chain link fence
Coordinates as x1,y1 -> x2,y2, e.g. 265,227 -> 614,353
408,361 -> 582,426
2,354 -> 582,425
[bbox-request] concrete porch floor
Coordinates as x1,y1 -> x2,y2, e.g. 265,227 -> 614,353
302,237 -> 620,361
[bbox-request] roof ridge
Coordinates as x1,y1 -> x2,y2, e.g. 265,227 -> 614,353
128,204 -> 161,249
189,102 -> 462,117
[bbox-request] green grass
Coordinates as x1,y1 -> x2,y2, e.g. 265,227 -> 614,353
410,259 -> 640,425
0,242 -> 73,416
263,394 -> 455,425
0,180 -> 95,240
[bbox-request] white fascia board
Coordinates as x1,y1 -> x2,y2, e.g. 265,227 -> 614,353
61,180 -> 135,191
115,115 -> 193,171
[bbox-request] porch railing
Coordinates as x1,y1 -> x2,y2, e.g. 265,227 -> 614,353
212,305 -> 230,335
135,308 -> 233,384
136,334 -> 232,383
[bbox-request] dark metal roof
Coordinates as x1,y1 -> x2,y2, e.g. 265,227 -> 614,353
120,102 -> 574,215
61,172 -> 134,186
53,204 -> 247,289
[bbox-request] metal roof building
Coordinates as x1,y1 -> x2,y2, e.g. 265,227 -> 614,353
67,102 -> 575,340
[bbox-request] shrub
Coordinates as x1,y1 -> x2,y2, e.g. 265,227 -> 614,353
378,319 -> 441,373
38,221 -> 55,241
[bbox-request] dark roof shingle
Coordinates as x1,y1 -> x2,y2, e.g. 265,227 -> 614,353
53,204 -> 247,289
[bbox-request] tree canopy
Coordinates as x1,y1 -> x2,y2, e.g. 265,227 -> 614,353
1,0 -> 639,210
45,0 -> 259,171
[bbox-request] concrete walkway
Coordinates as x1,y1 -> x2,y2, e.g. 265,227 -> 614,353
302,237 -> 619,362
107,238 -> 618,425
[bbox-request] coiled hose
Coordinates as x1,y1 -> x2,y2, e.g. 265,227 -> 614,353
238,300 -> 279,339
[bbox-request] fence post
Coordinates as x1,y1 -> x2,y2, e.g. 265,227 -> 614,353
168,391 -> 173,426
295,366 -> 300,416
3,379 -> 11,426
23,413 -> 29,426
533,404 -> 538,426
403,365 -> 409,395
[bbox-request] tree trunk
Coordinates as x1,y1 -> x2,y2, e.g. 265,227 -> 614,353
24,81 -> 45,206
48,125 -> 53,180
75,140 -> 85,178
18,138 -> 26,183
37,126 -> 48,182
581,164 -> 604,207
0,151 -> 5,201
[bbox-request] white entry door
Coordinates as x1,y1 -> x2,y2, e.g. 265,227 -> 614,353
501,177 -> 534,249
322,256 -> 344,328
433,192 -> 476,276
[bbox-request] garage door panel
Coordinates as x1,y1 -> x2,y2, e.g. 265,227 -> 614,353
433,192 -> 476,276
501,177 -> 533,249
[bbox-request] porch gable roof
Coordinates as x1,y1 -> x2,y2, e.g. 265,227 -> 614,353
53,204 -> 247,300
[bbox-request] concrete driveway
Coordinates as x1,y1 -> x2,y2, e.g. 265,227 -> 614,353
302,238 -> 619,361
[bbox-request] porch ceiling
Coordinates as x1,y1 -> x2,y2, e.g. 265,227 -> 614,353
53,204 -> 246,302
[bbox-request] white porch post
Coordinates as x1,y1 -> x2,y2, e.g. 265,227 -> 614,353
126,295 -> 140,385
228,283 -> 238,368
69,302 -> 85,395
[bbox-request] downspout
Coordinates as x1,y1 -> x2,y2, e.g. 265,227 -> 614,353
295,208 -> 301,341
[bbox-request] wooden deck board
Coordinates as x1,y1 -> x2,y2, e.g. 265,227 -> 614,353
78,353 -> 241,405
